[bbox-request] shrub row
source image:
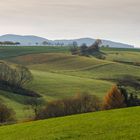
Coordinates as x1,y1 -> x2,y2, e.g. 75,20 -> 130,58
36,93 -> 101,120
36,85 -> 140,120
1,84 -> 140,124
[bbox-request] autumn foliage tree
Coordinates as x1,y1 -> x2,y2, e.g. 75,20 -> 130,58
103,85 -> 126,110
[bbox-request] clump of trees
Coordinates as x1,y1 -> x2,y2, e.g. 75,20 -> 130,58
0,63 -> 32,87
117,75 -> 140,106
103,83 -> 140,110
35,93 -> 101,120
0,41 -> 20,46
0,62 -> 40,97
70,39 -> 103,57
117,75 -> 140,93
0,102 -> 16,124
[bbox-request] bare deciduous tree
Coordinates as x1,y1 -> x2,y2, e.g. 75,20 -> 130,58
15,65 -> 33,87
0,62 -> 33,88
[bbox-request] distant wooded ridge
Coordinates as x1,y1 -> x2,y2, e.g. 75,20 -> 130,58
0,34 -> 134,48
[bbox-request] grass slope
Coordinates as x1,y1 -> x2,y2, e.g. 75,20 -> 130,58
10,52 -> 140,79
0,90 -> 33,120
0,46 -> 69,59
0,107 -> 140,140
27,70 -> 112,99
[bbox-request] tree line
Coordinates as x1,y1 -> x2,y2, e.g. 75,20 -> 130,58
0,41 -> 20,46
35,83 -> 140,120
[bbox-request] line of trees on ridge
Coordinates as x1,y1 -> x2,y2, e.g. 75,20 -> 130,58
0,41 -> 20,46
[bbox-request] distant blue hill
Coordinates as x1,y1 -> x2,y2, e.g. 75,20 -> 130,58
0,34 -> 134,48
0,34 -> 48,45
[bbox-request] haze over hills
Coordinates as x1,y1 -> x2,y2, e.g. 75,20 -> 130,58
0,34 -> 134,48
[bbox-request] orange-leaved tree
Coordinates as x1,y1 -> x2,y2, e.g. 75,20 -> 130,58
103,85 -> 126,110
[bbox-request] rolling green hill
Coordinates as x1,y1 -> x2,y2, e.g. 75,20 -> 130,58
0,46 -> 140,120
0,46 -> 69,59
0,107 -> 140,140
0,90 -> 34,120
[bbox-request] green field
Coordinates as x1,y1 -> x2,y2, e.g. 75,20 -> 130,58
0,46 -> 69,59
0,46 -> 140,120
0,107 -> 140,140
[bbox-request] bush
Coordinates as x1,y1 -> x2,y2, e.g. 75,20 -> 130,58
0,102 -> 16,124
36,93 -> 101,120
73,93 -> 101,113
103,85 -> 126,110
25,98 -> 45,119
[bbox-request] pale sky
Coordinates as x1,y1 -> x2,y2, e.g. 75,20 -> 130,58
0,0 -> 140,47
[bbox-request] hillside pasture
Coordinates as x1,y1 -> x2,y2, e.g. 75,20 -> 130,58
0,46 -> 69,59
0,107 -> 140,140
27,70 -> 112,99
0,90 -> 33,120
0,46 -> 140,120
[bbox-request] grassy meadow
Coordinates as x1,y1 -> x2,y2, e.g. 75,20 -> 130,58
0,46 -> 140,120
0,107 -> 140,140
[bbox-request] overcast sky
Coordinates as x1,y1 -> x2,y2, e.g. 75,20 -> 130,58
0,0 -> 140,47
